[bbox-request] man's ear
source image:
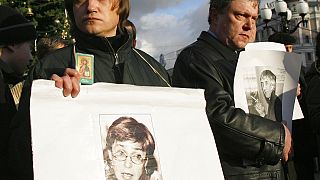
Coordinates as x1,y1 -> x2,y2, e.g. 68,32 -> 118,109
209,8 -> 218,26
209,8 -> 217,25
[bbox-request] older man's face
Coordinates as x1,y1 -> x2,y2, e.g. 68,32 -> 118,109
211,0 -> 258,50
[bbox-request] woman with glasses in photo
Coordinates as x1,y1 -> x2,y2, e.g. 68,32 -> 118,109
103,116 -> 161,180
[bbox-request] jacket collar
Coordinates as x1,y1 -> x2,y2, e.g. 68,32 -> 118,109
198,31 -> 239,62
74,28 -> 132,53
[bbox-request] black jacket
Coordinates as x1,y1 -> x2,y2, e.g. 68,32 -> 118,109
172,32 -> 285,179
0,60 -> 33,180
37,30 -> 170,86
0,60 -> 19,179
305,61 -> 320,133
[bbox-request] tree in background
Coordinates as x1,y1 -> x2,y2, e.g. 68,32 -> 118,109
0,0 -> 71,40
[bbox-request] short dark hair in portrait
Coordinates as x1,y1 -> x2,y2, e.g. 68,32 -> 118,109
103,116 -> 160,180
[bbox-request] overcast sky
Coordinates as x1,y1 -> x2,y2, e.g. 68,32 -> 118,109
127,1 -> 277,69
129,0 -> 209,69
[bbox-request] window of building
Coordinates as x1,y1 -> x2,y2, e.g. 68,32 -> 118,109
304,35 -> 310,43
306,52 -> 312,61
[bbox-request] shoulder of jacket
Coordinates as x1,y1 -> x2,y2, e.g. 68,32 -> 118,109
132,48 -> 168,72
40,46 -> 73,63
133,48 -> 161,65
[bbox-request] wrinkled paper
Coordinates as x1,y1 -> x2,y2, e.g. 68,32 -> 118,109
234,42 -> 302,130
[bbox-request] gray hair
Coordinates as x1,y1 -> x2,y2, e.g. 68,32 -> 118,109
208,0 -> 259,24
209,0 -> 232,13
208,0 -> 232,24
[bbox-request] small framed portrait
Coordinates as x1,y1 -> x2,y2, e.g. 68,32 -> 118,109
75,53 -> 94,84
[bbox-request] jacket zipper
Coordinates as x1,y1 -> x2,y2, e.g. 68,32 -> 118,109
114,53 -> 119,65
104,36 -> 129,65
104,37 -> 129,83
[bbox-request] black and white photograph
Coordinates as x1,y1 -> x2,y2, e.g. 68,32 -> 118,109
244,66 -> 285,122
99,115 -> 162,180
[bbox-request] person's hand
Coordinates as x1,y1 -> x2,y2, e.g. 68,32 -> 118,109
296,83 -> 301,97
282,124 -> 292,162
254,102 -> 266,117
51,68 -> 81,98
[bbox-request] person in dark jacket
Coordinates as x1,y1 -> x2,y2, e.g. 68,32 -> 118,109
258,70 -> 282,121
172,0 -> 292,179
37,0 -> 170,88
306,32 -> 320,135
269,32 -> 317,180
0,5 -> 37,179
305,32 -> 320,175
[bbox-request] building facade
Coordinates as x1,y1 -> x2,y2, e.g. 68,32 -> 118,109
256,0 -> 320,70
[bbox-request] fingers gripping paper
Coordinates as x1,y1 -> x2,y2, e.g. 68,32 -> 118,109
30,80 -> 224,180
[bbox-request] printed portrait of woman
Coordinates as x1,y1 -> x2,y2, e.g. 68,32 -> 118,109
103,116 -> 162,180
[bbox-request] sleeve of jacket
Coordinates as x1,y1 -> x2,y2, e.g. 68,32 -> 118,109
306,75 -> 320,134
172,49 -> 285,165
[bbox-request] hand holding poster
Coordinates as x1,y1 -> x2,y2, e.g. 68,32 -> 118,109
30,80 -> 224,180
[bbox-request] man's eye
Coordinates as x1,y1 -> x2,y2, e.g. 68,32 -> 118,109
252,16 -> 258,21
236,14 -> 247,21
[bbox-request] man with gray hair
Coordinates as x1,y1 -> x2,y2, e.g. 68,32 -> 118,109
173,0 -> 292,179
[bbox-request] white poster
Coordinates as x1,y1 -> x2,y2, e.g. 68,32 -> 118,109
30,80 -> 224,180
234,44 -> 302,130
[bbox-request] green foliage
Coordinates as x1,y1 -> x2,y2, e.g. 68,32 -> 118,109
0,0 -> 72,40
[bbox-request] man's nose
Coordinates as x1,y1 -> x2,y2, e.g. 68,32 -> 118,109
243,18 -> 255,30
87,0 -> 98,13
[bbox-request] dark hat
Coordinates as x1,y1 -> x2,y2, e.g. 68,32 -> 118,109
0,5 -> 37,47
268,32 -> 296,45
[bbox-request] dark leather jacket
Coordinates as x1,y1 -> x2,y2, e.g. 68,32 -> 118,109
305,61 -> 320,133
172,31 -> 285,179
37,29 -> 170,87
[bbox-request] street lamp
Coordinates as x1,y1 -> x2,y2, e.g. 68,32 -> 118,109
260,0 -> 309,34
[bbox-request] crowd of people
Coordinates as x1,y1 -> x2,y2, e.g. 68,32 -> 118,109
0,0 -> 319,179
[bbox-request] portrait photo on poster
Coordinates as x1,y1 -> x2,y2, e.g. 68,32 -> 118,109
243,66 -> 285,122
99,114 -> 162,180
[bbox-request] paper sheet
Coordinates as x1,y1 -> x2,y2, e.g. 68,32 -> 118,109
234,42 -> 302,130
245,42 -> 304,121
30,80 -> 224,180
